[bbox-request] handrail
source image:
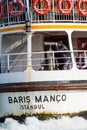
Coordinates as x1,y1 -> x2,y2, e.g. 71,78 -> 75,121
0,0 -> 87,27
0,50 -> 87,73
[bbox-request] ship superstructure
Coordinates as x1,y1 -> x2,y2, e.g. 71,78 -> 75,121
0,0 -> 87,118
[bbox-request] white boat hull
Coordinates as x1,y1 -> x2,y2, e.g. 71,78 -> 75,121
0,88 -> 87,117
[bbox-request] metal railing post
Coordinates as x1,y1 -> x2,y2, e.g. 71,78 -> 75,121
7,54 -> 10,73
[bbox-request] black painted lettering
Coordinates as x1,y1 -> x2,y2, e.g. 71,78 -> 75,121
30,105 -> 33,109
62,94 -> 66,101
23,96 -> 26,103
26,105 -> 29,109
34,105 -> 37,109
26,96 -> 31,103
38,104 -> 45,109
20,105 -> 22,109
38,105 -> 41,109
35,96 -> 42,102
14,97 -> 18,103
18,96 -> 23,103
50,95 -> 55,102
42,104 -> 45,109
43,95 -> 49,102
56,95 -> 61,102
8,97 -> 13,103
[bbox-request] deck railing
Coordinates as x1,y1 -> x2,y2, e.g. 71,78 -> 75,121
0,0 -> 87,27
0,50 -> 87,73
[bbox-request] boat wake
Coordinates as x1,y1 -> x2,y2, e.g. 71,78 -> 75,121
0,116 -> 87,130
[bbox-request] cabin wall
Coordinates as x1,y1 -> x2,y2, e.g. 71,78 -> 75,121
32,33 -> 44,70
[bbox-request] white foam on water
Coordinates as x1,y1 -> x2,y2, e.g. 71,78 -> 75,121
0,116 -> 87,130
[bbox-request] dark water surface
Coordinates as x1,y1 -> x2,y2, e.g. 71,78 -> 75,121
0,116 -> 87,130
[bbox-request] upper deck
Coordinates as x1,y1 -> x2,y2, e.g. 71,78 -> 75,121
0,0 -> 87,28
1,0 -> 87,84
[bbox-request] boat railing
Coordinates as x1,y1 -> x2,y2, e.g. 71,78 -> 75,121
0,0 -> 87,27
0,53 -> 27,73
0,50 -> 87,73
32,50 -> 75,71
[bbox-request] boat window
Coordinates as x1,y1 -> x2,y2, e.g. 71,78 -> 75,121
32,31 -> 73,71
72,31 -> 87,69
1,33 -> 27,73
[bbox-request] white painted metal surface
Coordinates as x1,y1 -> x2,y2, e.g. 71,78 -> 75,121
0,90 -> 87,117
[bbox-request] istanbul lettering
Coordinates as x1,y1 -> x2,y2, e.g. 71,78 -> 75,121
8,94 -> 66,110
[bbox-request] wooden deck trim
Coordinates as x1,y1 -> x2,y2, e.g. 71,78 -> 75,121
0,81 -> 87,93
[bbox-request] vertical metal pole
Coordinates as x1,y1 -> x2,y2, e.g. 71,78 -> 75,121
0,34 -> 2,54
0,34 -> 2,73
26,0 -> 29,12
84,51 -> 87,64
7,54 -> 10,72
27,33 -> 32,67
25,0 -> 32,68
25,0 -> 31,22
7,0 -> 10,23
68,31 -> 76,68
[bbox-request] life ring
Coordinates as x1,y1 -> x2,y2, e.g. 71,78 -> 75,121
9,0 -> 24,17
33,0 -> 50,15
78,0 -> 87,16
0,2 -> 5,18
58,0 -> 72,15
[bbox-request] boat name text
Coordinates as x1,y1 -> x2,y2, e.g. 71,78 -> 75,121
8,94 -> 66,104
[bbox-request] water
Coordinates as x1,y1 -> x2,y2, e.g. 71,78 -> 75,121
0,116 -> 87,130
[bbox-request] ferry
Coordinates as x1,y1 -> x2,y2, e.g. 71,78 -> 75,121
0,0 -> 87,118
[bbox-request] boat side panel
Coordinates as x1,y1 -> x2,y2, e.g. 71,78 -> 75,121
0,90 -> 87,117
